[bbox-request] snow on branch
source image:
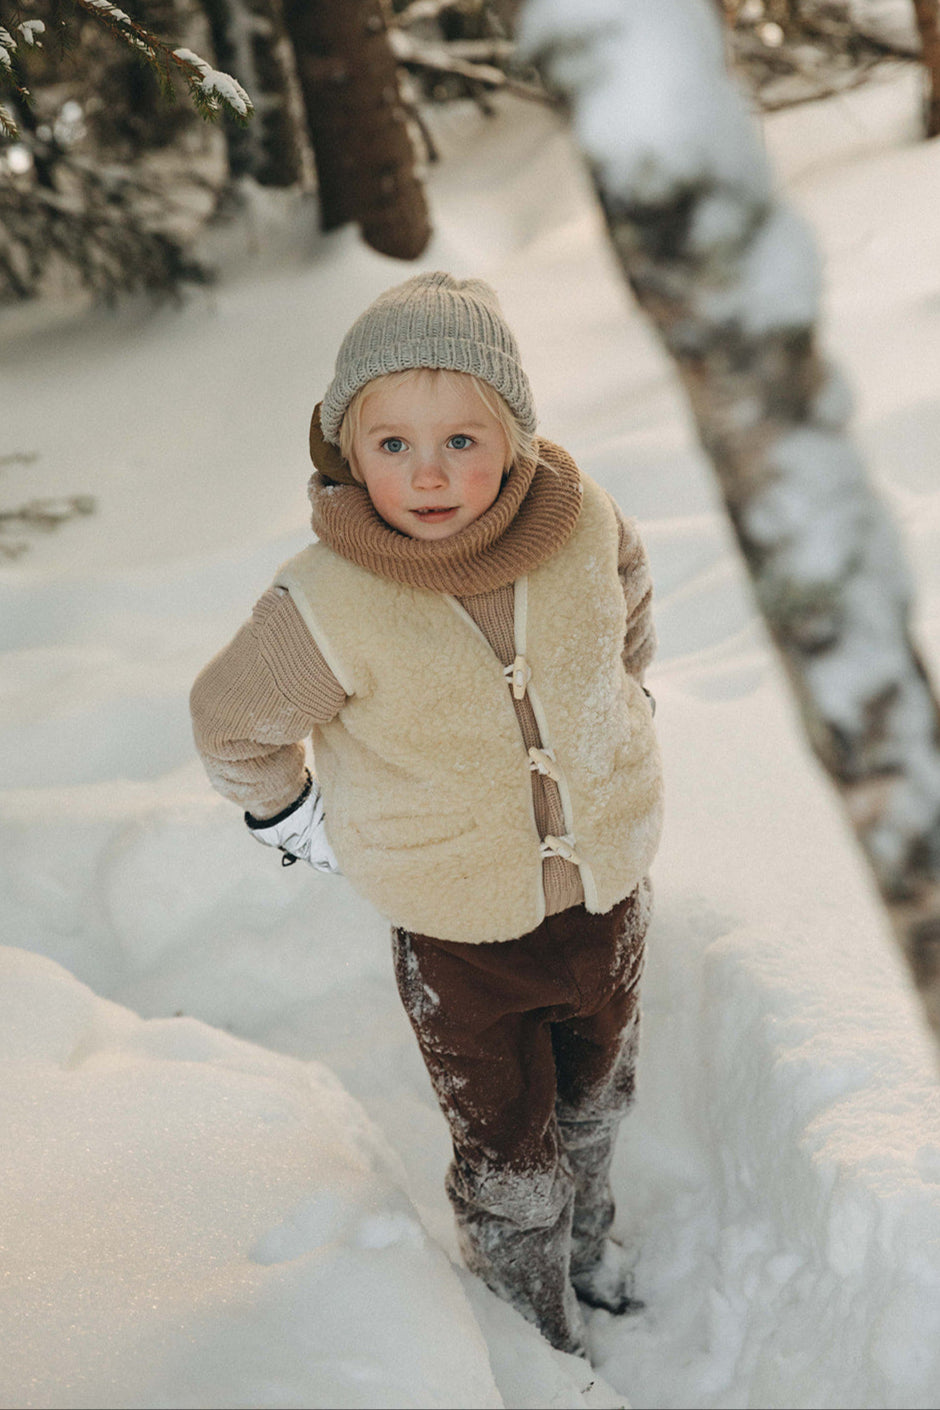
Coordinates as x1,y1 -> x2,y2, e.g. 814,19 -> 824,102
519,0 -> 940,1050
0,1 -> 253,138
71,0 -> 252,121
172,47 -> 252,121
16,21 -> 46,48
0,21 -> 35,118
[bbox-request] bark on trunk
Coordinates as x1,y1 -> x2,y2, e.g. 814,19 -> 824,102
912,0 -> 940,137
519,0 -> 940,1052
281,0 -> 431,259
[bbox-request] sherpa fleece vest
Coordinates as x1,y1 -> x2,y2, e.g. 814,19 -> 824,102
274,473 -> 663,943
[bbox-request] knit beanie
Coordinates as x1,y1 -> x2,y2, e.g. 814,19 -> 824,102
319,271 -> 537,445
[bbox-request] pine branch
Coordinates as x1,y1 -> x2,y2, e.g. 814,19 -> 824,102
0,151 -> 214,303
71,1 -> 253,120
0,0 -> 253,139
0,18 -> 43,112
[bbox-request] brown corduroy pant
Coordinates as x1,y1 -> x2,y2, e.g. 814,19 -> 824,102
392,879 -> 650,1352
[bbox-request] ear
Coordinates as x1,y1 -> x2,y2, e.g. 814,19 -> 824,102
309,403 -> 358,485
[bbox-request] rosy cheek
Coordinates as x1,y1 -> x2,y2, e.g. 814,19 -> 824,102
468,463 -> 502,501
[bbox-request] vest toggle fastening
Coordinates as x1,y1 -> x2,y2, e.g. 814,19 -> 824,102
505,654 -> 532,700
540,833 -> 581,865
528,746 -> 562,783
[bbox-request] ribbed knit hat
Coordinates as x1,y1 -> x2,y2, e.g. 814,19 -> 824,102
319,271 -> 536,445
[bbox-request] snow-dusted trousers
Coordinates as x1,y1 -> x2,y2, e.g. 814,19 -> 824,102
391,879 -> 650,1353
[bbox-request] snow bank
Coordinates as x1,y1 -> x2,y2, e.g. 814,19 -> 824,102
0,944 -> 502,1410
599,676 -> 940,1408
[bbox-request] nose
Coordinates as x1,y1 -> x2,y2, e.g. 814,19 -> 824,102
411,453 -> 447,489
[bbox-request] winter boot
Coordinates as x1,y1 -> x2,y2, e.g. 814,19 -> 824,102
571,1236 -> 644,1315
560,1115 -> 644,1315
447,1165 -> 589,1356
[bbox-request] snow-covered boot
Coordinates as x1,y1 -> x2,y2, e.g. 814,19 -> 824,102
447,1166 -> 588,1356
571,1237 -> 644,1315
561,1116 -> 644,1315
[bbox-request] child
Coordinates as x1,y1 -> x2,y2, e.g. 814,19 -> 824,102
190,271 -> 663,1357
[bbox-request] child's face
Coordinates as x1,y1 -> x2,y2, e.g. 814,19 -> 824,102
349,371 -> 508,540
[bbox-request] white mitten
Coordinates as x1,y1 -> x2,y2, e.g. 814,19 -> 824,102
245,772 -> 341,874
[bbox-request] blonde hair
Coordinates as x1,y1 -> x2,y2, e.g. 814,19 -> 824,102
338,368 -> 536,484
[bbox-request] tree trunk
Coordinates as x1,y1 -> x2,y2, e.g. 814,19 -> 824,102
912,0 -> 940,137
518,0 -> 940,1052
281,0 -> 431,259
200,0 -> 312,186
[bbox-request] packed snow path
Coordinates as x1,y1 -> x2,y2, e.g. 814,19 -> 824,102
2,69 -> 940,1410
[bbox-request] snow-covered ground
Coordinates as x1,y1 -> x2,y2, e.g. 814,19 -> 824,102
2,62 -> 940,1410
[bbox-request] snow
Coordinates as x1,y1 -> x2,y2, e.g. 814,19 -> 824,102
174,47 -> 253,122
16,19 -> 45,47
847,0 -> 921,55
2,61 -> 940,1410
699,202 -> 822,334
0,947 -> 500,1410
518,0 -> 770,205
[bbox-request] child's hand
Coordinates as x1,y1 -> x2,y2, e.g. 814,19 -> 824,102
245,773 -> 341,874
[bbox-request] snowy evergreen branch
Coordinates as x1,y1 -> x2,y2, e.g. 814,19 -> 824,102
0,152 -> 214,303
0,0 -> 252,139
170,44 -> 252,122
70,1 -> 252,122
519,0 -> 940,1050
0,18 -> 41,118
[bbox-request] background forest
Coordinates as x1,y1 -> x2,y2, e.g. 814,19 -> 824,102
2,0 -> 935,305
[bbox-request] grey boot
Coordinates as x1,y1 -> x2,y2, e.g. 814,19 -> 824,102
446,1159 -> 589,1356
560,1115 -> 644,1315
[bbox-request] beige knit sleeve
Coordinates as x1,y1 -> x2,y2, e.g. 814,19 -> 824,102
190,586 -> 347,819
608,496 -> 656,683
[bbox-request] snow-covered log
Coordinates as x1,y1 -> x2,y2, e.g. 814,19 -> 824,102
518,0 -> 940,1053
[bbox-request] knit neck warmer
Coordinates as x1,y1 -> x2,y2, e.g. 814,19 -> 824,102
307,436 -> 583,597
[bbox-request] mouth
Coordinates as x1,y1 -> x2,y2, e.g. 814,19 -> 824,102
411,507 -> 458,522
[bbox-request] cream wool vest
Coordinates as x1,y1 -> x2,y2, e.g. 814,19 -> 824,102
275,474 -> 663,943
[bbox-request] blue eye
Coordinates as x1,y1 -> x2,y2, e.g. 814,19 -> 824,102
448,434 -> 473,450
381,437 -> 406,453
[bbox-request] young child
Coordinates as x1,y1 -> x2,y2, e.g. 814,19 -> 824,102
190,271 -> 663,1357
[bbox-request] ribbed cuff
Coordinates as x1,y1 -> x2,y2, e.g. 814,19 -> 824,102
245,770 -> 312,830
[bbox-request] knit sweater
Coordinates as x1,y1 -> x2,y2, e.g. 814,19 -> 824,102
190,440 -> 658,921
